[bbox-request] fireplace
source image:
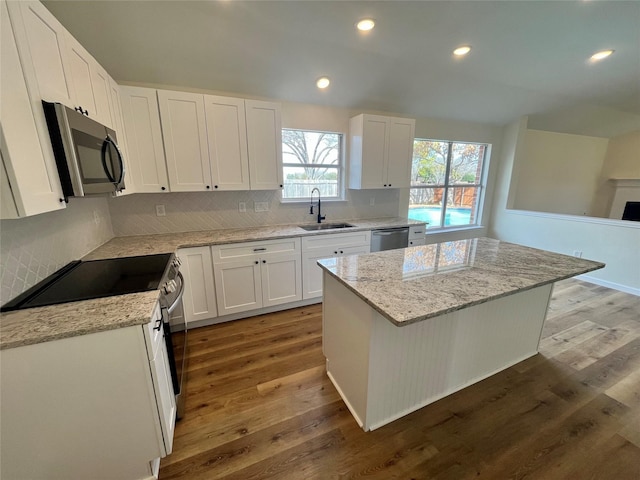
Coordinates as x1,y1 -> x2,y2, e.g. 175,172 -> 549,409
609,179 -> 640,220
622,202 -> 640,222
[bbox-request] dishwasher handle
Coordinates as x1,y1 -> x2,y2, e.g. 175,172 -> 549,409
374,229 -> 409,236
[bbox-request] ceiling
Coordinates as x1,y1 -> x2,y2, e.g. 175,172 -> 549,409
43,0 -> 640,133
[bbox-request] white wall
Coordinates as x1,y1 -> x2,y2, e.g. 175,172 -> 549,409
490,117 -> 640,295
513,130 -> 609,216
0,197 -> 113,304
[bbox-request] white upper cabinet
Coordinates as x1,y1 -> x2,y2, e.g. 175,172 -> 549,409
8,1 -> 75,107
1,0 -> 65,218
8,1 -> 114,127
157,90 -> 212,192
204,95 -> 250,190
349,114 -> 415,189
156,91 -> 282,192
65,35 -> 97,119
120,86 -> 170,193
245,100 -> 283,190
108,79 -> 134,195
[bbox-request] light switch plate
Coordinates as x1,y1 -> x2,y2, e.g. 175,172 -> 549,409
254,201 -> 269,212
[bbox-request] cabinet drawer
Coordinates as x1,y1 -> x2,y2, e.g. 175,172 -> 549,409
409,224 -> 426,240
302,231 -> 371,252
212,237 -> 300,262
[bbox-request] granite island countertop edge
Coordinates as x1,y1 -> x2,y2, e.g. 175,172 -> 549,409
317,239 -> 605,327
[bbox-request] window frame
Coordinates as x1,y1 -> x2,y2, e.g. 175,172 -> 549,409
280,128 -> 346,203
409,138 -> 489,230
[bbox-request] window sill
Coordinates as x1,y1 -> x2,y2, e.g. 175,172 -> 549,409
424,225 -> 485,235
280,198 -> 348,205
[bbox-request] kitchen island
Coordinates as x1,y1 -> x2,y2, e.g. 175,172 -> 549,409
318,237 -> 604,431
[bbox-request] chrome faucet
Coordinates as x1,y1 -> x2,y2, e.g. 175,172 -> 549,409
309,187 -> 326,224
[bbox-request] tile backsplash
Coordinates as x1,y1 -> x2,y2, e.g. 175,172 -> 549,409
0,198 -> 113,304
108,189 -> 401,236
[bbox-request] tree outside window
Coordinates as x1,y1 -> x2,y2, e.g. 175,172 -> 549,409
409,139 -> 487,228
281,129 -> 343,200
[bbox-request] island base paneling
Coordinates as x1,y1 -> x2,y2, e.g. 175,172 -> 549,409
323,274 -> 553,431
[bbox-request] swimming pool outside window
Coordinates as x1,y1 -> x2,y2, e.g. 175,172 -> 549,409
409,139 -> 488,229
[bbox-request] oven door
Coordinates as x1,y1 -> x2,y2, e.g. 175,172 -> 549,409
160,272 -> 187,420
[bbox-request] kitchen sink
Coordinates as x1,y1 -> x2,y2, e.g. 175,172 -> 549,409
299,222 -> 355,231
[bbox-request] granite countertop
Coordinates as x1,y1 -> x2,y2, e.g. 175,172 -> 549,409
1,217 -> 423,350
318,237 -> 605,327
0,291 -> 160,350
83,217 -> 425,260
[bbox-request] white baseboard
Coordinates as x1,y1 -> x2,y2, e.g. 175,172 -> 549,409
577,274 -> 640,296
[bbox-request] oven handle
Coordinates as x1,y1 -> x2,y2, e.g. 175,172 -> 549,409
167,271 -> 185,315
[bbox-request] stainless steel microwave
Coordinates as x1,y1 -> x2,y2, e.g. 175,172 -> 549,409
42,101 -> 125,199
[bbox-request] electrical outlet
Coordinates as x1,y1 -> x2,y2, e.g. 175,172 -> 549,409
370,197 -> 375,206
254,201 -> 269,212
239,202 -> 246,213
573,250 -> 583,258
93,210 -> 101,226
155,205 -> 166,217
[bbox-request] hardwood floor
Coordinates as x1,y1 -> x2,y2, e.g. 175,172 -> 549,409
159,279 -> 640,479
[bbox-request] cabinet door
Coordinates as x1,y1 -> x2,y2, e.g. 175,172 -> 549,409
148,324 -> 176,456
302,245 -> 370,300
89,62 -> 114,128
8,1 -> 75,107
158,90 -> 212,192
385,118 -> 415,188
120,86 -> 169,193
108,78 -> 134,195
1,1 -> 65,218
177,247 -> 217,325
261,253 -> 302,307
65,34 -> 98,119
245,100 -> 283,190
302,249 -> 335,300
213,259 -> 262,315
204,95 -> 250,190
358,115 -> 389,189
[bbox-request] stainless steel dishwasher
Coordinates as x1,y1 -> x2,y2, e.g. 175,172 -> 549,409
370,227 -> 410,252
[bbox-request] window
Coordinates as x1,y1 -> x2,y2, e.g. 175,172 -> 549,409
409,139 -> 488,228
281,129 -> 343,201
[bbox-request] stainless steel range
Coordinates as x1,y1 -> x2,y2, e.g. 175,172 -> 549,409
1,253 -> 187,419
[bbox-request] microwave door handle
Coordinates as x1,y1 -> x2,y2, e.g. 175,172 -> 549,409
100,136 -> 117,183
101,134 -> 125,189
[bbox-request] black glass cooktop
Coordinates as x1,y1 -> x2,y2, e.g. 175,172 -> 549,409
1,253 -> 173,312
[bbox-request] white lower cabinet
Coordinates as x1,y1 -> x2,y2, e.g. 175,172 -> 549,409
409,224 -> 427,246
178,246 -> 217,325
301,231 -> 371,300
0,302 -> 175,480
212,238 -> 302,316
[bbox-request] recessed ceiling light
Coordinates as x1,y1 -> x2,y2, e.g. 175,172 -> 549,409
590,49 -> 614,61
453,45 -> 472,56
316,77 -> 330,89
356,19 -> 375,31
